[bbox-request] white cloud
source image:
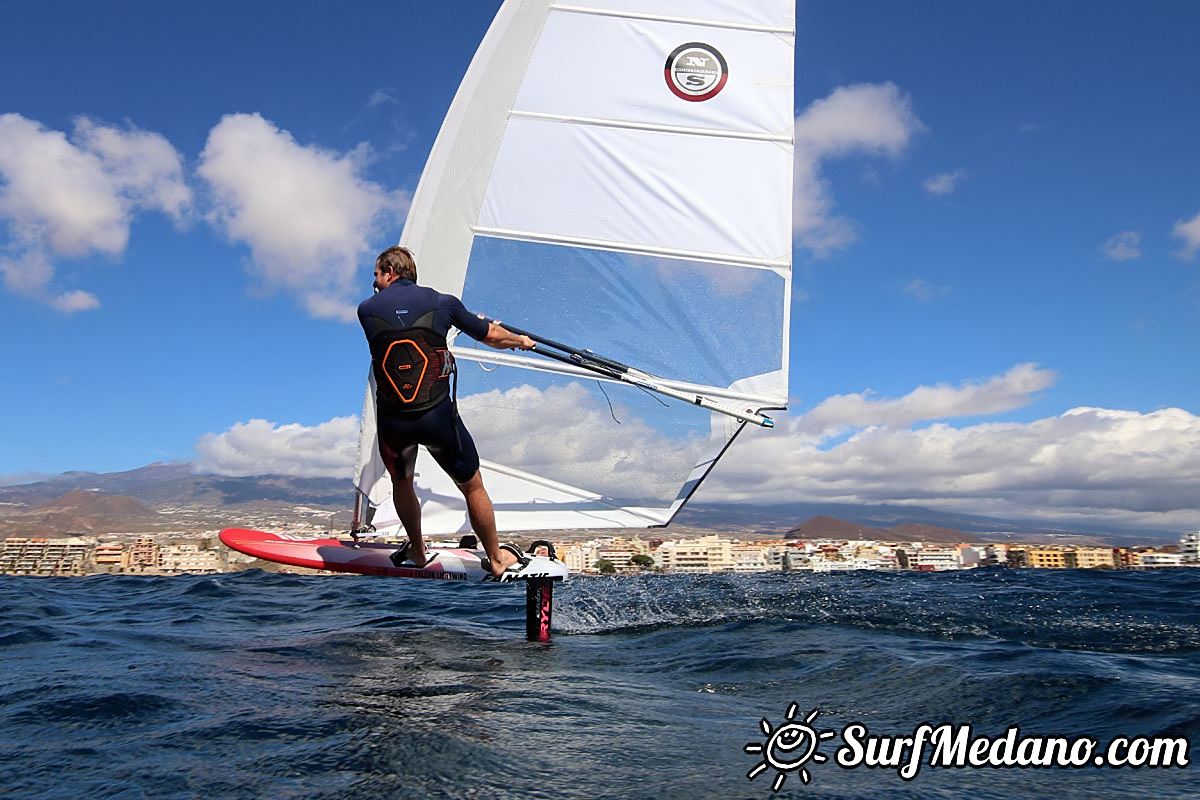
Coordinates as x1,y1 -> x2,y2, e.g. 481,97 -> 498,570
1101,230 -> 1141,261
73,118 -> 191,222
51,289 -> 101,313
706,372 -> 1200,530
1172,211 -> 1200,260
0,113 -> 190,311
793,83 -> 924,256
367,89 -> 397,108
193,416 -> 361,478
903,278 -> 949,301
197,113 -> 408,322
791,363 -> 1055,441
923,169 -> 968,196
196,366 -> 1200,531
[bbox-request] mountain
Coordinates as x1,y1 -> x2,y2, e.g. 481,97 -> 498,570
1,488 -> 161,538
0,463 -> 356,539
783,516 -> 980,544
786,515 -> 886,541
890,523 -> 975,543
0,463 -> 1183,546
0,463 -> 354,512
675,501 -> 1178,546
37,489 -> 156,519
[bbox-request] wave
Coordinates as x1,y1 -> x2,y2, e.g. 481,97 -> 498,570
556,569 -> 1200,654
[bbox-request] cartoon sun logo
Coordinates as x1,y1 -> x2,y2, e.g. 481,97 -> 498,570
744,703 -> 837,791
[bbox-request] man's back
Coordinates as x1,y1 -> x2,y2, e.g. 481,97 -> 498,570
357,279 -> 488,343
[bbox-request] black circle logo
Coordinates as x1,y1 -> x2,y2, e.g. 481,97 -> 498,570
664,42 -> 728,102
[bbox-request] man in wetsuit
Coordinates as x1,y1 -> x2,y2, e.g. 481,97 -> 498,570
357,245 -> 534,578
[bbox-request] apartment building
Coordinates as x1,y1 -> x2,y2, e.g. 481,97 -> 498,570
1181,532 -> 1199,564
557,542 -> 595,574
895,545 -> 961,571
0,537 -> 90,576
730,542 -> 778,573
1073,547 -> 1117,569
657,535 -> 733,574
595,537 -> 650,572
93,542 -> 127,570
128,536 -> 160,572
160,542 -> 223,574
1026,547 -> 1073,569
1133,551 -> 1183,569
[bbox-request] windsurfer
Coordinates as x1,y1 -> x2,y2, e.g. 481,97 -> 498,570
357,245 -> 534,578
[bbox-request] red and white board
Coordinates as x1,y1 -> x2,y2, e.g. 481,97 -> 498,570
218,528 -> 568,583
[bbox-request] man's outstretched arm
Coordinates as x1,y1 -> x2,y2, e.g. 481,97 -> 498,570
482,322 -> 534,351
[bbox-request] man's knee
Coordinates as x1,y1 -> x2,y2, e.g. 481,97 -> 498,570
455,470 -> 484,493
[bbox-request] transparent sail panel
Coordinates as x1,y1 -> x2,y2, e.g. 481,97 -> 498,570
457,371 -> 712,506
458,237 -> 785,394
359,368 -> 729,535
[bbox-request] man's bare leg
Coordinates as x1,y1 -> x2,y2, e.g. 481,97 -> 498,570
457,471 -> 518,578
390,472 -> 428,568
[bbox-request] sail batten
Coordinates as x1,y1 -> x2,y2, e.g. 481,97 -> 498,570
451,347 -> 786,407
551,4 -> 794,34
509,110 -> 793,143
353,0 -> 793,536
471,226 -> 791,270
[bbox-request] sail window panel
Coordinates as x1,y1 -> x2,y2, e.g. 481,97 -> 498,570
458,237 -> 785,392
367,365 -> 734,534
454,366 -> 717,508
516,10 -> 794,137
478,118 -> 791,264
553,0 -> 794,32
366,449 -> 676,535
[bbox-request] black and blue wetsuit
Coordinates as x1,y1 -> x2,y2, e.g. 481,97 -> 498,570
357,279 -> 490,484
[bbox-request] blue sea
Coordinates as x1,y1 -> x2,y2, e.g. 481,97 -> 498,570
1,567 -> 1197,799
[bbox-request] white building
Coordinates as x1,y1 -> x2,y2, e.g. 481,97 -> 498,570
731,543 -> 778,573
810,556 -> 893,572
1181,532 -> 1199,564
957,546 -> 983,567
160,542 -> 223,574
1134,552 -> 1183,569
899,546 -> 962,571
558,543 -> 595,574
657,535 -> 733,574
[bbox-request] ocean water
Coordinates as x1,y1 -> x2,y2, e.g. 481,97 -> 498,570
1,567 -> 1197,800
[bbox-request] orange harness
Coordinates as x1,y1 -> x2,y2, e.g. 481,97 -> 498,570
368,311 -> 455,415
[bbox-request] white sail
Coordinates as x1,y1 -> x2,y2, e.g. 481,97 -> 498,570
354,0 -> 794,535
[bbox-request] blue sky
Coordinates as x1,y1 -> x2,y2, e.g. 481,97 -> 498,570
2,1 -> 1199,533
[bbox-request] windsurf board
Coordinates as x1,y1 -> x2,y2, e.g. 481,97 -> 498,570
218,528 -> 568,583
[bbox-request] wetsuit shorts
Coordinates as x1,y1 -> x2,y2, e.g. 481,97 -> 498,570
376,400 -> 480,485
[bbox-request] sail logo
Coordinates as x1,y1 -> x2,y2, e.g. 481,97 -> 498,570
665,42 -> 728,102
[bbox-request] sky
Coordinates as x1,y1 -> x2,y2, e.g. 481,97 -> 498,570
2,1 -> 1199,535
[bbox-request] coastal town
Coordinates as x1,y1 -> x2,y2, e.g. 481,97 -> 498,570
4,468 -> 1195,578
2,527 -> 1197,578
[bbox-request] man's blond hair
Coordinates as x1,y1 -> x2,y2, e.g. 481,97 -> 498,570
376,246 -> 417,281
